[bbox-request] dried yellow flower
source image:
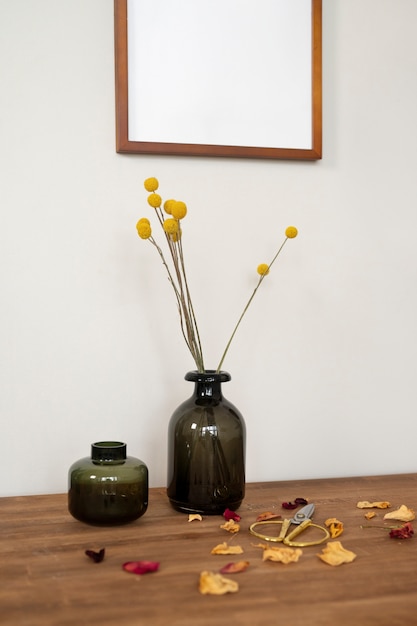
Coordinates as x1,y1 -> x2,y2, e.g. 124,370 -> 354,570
147,192 -> 162,208
285,226 -> 298,238
171,201 -> 187,220
325,518 -> 344,538
138,177 -> 298,374
144,177 -> 159,192
317,541 -> 357,566
262,546 -> 303,564
383,505 -> 415,522
220,520 -> 240,533
257,263 -> 270,276
199,571 -> 239,595
136,220 -> 152,239
163,218 -> 179,235
356,501 -> 391,509
210,542 -> 244,555
163,198 -> 176,214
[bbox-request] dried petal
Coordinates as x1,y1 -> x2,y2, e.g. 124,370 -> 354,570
85,548 -> 105,563
223,509 -> 241,522
210,542 -> 244,555
262,546 -> 303,564
294,497 -> 308,505
389,522 -> 414,539
199,571 -> 239,595
364,511 -> 376,520
220,561 -> 250,574
357,501 -> 391,509
282,498 -> 308,510
325,518 -> 344,538
220,520 -> 240,534
317,541 -> 357,566
256,512 -> 281,522
122,561 -> 160,575
188,514 -> 203,522
384,505 -> 415,522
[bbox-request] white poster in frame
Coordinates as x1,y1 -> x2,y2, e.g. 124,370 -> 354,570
114,0 -> 322,160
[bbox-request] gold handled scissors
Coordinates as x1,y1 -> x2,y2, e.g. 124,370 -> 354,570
249,503 -> 330,547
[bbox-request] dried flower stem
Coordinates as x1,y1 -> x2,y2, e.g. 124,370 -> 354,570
152,206 -> 205,372
216,237 -> 289,373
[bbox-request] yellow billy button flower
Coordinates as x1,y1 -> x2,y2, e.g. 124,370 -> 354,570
147,193 -> 162,208
163,218 -> 179,235
257,263 -> 270,276
170,228 -> 182,242
136,219 -> 152,239
171,201 -> 187,220
164,199 -> 176,215
144,177 -> 159,192
285,226 -> 298,239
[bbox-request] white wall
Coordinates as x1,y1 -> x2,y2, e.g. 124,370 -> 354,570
1,0 -> 417,497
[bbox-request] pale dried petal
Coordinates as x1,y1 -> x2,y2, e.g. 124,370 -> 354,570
317,541 -> 357,566
188,514 -> 203,522
220,520 -> 240,533
383,505 -> 415,522
262,546 -> 303,564
325,517 -> 344,538
364,511 -> 376,520
357,501 -> 391,509
199,571 -> 239,595
210,542 -> 244,555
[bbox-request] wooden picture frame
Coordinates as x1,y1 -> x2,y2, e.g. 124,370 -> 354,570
114,0 -> 322,160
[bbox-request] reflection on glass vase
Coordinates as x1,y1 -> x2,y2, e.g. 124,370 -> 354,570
167,371 -> 246,514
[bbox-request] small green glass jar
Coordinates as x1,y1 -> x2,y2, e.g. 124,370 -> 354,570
68,441 -> 148,525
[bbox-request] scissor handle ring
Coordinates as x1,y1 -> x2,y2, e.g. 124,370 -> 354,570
249,520 -> 286,542
249,520 -> 330,547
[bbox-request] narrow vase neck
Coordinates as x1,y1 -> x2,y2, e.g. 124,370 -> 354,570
185,370 -> 231,403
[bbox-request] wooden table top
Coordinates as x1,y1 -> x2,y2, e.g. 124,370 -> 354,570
1,474 -> 417,626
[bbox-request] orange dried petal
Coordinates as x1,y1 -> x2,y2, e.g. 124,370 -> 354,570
364,511 -> 376,520
210,542 -> 244,555
256,512 -> 281,522
199,571 -> 239,595
262,546 -> 302,564
356,501 -> 391,509
317,541 -> 356,566
220,520 -> 240,533
325,517 -> 344,538
384,505 -> 415,522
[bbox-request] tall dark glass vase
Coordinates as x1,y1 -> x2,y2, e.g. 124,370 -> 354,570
167,370 -> 246,514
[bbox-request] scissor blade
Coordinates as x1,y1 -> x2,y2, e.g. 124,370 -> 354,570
290,503 -> 315,524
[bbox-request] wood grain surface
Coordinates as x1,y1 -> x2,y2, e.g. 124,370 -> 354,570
1,474 -> 417,626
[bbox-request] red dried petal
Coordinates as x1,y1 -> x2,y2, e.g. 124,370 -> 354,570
389,522 -> 414,539
85,548 -> 105,563
220,561 -> 250,574
282,498 -> 308,510
122,561 -> 160,575
223,508 -> 241,522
